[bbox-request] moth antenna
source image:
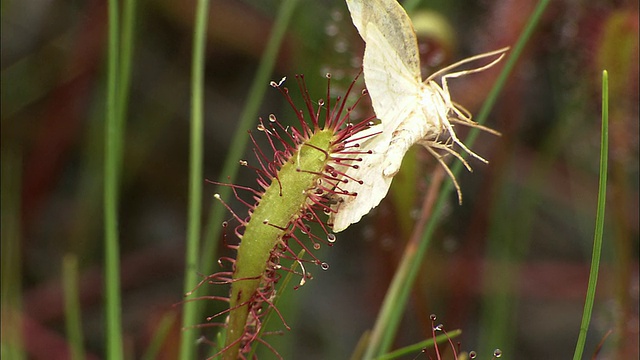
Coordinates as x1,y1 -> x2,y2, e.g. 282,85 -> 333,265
425,47 -> 509,83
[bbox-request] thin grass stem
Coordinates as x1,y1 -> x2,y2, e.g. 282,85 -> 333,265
142,312 -> 177,360
103,0 -> 124,357
572,70 -> 609,360
0,147 -> 25,360
375,329 -> 462,360
179,0 -> 210,358
63,254 -> 86,360
116,0 -> 136,133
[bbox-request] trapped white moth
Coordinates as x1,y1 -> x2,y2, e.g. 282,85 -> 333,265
329,0 -> 508,232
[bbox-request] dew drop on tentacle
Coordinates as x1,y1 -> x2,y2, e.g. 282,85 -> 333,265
429,314 -> 437,321
320,262 -> 330,270
493,349 -> 502,358
313,243 -> 321,250
469,351 -> 477,359
327,233 -> 336,243
330,9 -> 342,21
334,39 -> 348,53
269,114 -> 277,122
325,23 -> 338,37
434,324 -> 443,331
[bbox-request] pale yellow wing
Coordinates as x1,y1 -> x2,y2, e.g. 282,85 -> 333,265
347,0 -> 422,134
331,0 -> 424,232
329,147 -> 392,232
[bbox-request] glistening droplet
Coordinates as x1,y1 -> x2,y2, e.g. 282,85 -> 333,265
320,262 -> 329,270
469,351 -> 477,359
493,349 -> 502,358
327,233 -> 336,243
334,38 -> 348,53
325,23 -> 338,37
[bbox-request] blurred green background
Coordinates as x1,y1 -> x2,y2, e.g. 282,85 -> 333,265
1,0 -> 637,359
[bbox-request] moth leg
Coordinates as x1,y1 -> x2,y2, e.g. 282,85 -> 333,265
421,140 -> 473,172
423,142 -> 463,204
430,82 -> 489,163
451,100 -> 473,121
447,96 -> 501,136
450,117 -> 502,137
448,95 -> 501,136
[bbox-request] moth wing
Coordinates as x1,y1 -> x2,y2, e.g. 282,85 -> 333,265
347,0 -> 421,134
331,0 -> 424,232
346,0 -> 421,81
330,131 -> 392,233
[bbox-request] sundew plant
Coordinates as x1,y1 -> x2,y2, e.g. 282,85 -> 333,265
1,0 -> 634,359
200,74 -> 376,359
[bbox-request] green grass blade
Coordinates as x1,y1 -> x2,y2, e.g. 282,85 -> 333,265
1,147 -> 25,360
63,254 -> 86,360
141,312 -> 177,360
179,0 -> 210,358
572,70 -> 609,360
375,329 -> 462,360
116,0 -> 136,132
363,0 -> 551,357
104,0 -> 124,357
